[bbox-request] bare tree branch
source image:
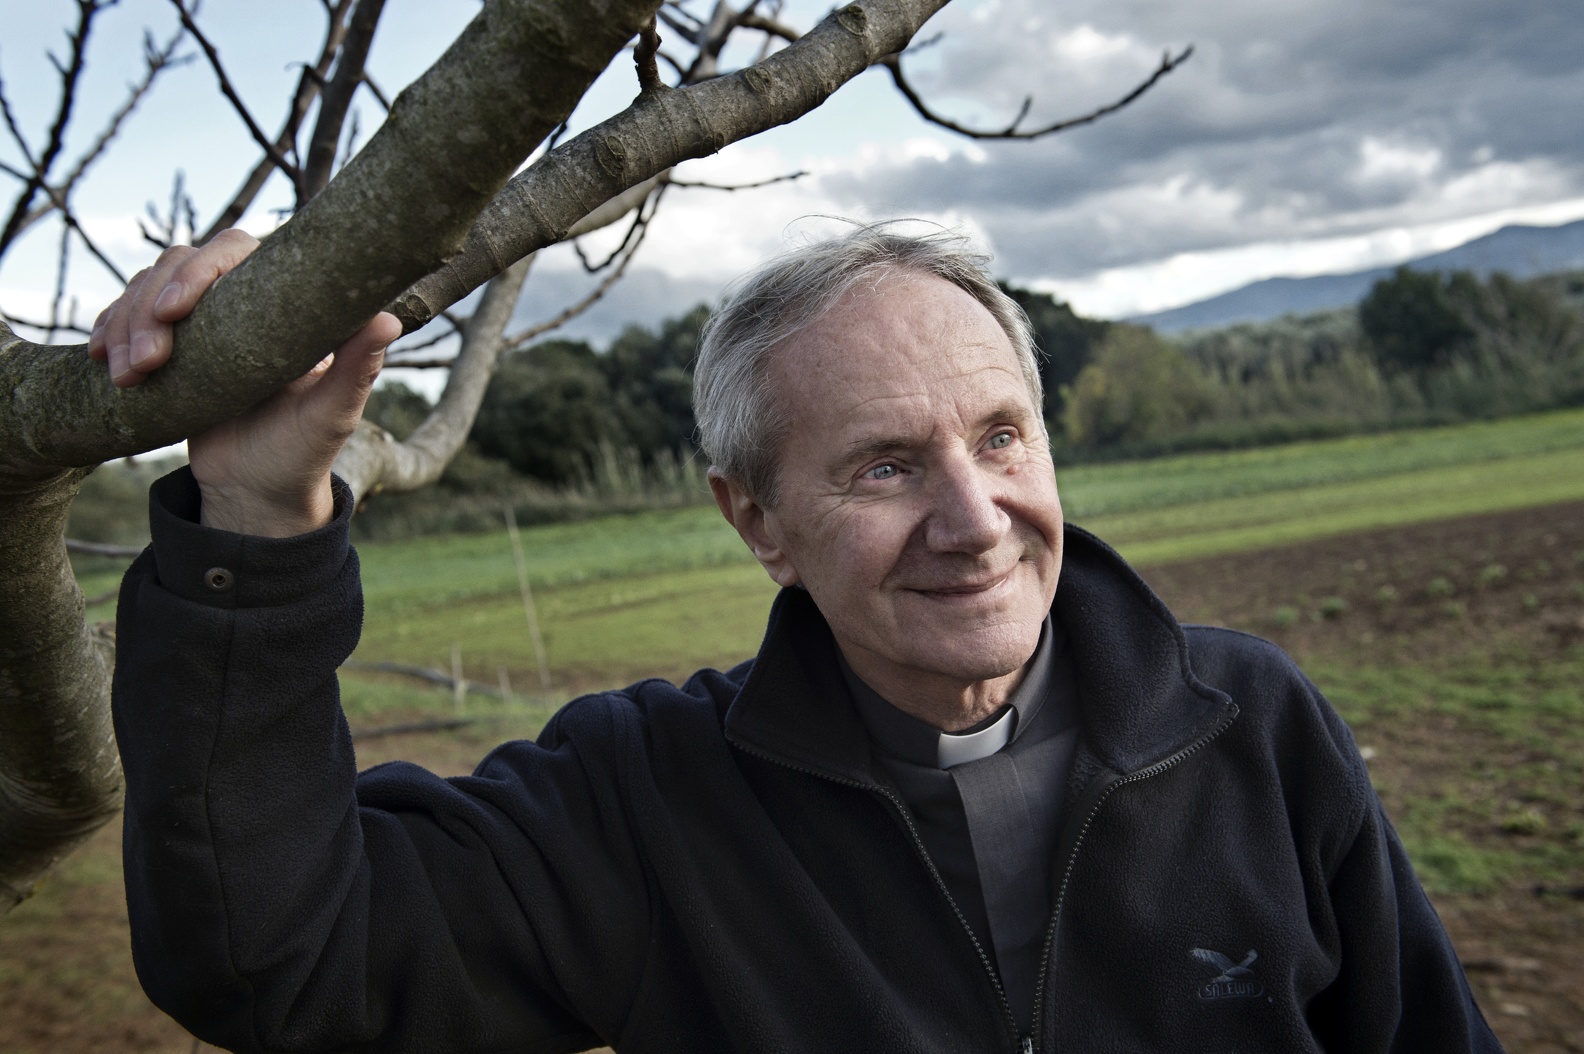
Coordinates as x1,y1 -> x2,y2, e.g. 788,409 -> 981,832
881,43 -> 1193,140
634,14 -> 664,93
1,0 -> 670,474
511,186 -> 662,347
13,27 -> 191,242
197,0 -> 357,240
738,11 -> 799,43
360,72 -> 393,112
334,255 -> 533,503
0,310 -> 90,339
665,168 -> 805,190
170,0 -> 306,198
39,182 -> 127,284
681,0 -> 738,82
47,223 -> 70,343
0,0 -> 101,254
571,182 -> 663,272
303,0 -> 387,198
1,0 -> 669,914
395,0 -> 955,333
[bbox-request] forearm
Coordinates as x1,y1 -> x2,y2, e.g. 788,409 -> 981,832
113,466 -> 367,1047
111,468 -> 618,1052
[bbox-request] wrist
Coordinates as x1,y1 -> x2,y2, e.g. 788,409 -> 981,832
197,476 -> 336,538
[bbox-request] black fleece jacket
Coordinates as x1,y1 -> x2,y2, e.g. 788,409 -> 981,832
114,468 -> 1501,1053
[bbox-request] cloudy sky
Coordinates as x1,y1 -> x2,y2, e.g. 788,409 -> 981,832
3,0 -> 1583,355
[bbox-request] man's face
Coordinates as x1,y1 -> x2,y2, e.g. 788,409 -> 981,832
714,270 -> 1064,712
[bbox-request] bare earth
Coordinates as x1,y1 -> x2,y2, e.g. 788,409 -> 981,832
3,500 -> 1582,1053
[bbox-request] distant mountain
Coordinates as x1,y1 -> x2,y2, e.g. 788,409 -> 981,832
1130,218 -> 1584,333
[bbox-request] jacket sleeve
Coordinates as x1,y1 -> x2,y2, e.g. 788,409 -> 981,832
1292,675 -> 1504,1052
1304,794 -> 1505,1052
113,468 -> 647,1054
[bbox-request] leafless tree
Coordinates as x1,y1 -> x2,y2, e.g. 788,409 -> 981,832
0,0 -> 1188,914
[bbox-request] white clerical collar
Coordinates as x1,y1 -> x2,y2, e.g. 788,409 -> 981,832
935,705 -> 1017,768
840,617 -> 1056,771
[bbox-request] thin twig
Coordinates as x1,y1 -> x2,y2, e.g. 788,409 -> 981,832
199,0 -> 355,241
170,0 -> 304,195
507,188 -> 663,348
0,308 -> 91,337
737,11 -> 799,43
0,0 -> 100,253
360,73 -> 391,112
54,29 -> 190,208
881,44 -> 1193,140
47,221 -> 71,342
41,181 -> 127,284
666,168 -> 806,191
634,14 -> 664,93
569,182 -> 664,274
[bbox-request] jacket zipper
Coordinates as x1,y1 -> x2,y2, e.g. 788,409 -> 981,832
1025,704 -> 1237,1053
730,740 -> 1024,1051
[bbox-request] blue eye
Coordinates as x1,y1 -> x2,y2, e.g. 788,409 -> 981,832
865,464 -> 899,480
988,432 -> 1014,449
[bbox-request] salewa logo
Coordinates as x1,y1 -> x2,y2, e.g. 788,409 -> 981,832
1190,947 -> 1265,1001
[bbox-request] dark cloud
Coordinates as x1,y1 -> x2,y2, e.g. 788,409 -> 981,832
823,0 -> 1584,279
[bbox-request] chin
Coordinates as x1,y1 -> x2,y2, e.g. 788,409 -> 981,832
919,620 -> 1044,685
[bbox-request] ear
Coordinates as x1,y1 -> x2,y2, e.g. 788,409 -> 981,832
708,468 -> 801,588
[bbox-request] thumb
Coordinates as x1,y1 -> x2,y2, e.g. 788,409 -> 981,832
305,311 -> 402,418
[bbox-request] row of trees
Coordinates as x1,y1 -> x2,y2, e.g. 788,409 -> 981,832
357,265 -> 1583,508
1061,266 -> 1584,455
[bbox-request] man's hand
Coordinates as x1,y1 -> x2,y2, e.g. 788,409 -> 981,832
87,230 -> 401,537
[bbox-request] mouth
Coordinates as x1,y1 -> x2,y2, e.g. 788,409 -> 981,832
909,567 -> 1016,598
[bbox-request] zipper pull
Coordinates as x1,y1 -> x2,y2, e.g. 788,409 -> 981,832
1020,1038 -> 1034,1054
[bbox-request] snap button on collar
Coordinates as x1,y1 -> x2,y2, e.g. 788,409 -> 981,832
204,567 -> 235,592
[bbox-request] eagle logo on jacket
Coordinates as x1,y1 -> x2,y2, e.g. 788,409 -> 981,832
1191,947 -> 1264,1001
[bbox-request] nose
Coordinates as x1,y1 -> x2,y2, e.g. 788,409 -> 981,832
923,455 -> 1010,555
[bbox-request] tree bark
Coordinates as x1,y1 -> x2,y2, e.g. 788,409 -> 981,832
0,0 -> 664,474
0,0 -> 664,913
0,0 -> 951,913
0,468 -> 120,913
395,0 -> 953,331
333,256 -> 532,502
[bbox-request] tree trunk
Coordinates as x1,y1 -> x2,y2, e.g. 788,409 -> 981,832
0,0 -> 950,914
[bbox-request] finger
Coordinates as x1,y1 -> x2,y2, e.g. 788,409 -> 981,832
282,353 -> 337,395
126,230 -> 260,379
123,246 -> 198,377
304,312 -> 400,417
88,302 -> 112,360
102,265 -> 157,382
150,229 -> 260,323
108,342 -> 145,388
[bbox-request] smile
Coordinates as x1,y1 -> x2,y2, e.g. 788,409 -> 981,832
910,568 -> 1017,598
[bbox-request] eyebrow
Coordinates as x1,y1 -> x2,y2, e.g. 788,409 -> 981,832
828,434 -> 919,477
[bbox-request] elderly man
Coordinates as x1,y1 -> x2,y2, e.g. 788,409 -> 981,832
103,225 -> 1500,1053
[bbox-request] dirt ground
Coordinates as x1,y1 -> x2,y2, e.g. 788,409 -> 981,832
1139,499 -> 1584,1054
3,501 -> 1582,1052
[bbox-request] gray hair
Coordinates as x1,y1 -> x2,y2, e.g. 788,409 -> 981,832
693,222 -> 1041,506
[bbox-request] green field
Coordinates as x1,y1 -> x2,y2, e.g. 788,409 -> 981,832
73,406 -> 1584,692
43,407 -> 1584,1049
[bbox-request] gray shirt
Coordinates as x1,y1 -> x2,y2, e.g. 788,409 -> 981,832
839,618 -> 1081,1035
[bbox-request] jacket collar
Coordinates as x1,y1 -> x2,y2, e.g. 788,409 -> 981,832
723,525 -> 1235,785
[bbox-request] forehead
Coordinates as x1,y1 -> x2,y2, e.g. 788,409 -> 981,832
769,270 -> 1031,428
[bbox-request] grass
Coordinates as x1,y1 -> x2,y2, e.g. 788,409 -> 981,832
1315,647 -> 1584,895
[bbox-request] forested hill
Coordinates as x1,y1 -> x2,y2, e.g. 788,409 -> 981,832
1131,218 -> 1584,333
